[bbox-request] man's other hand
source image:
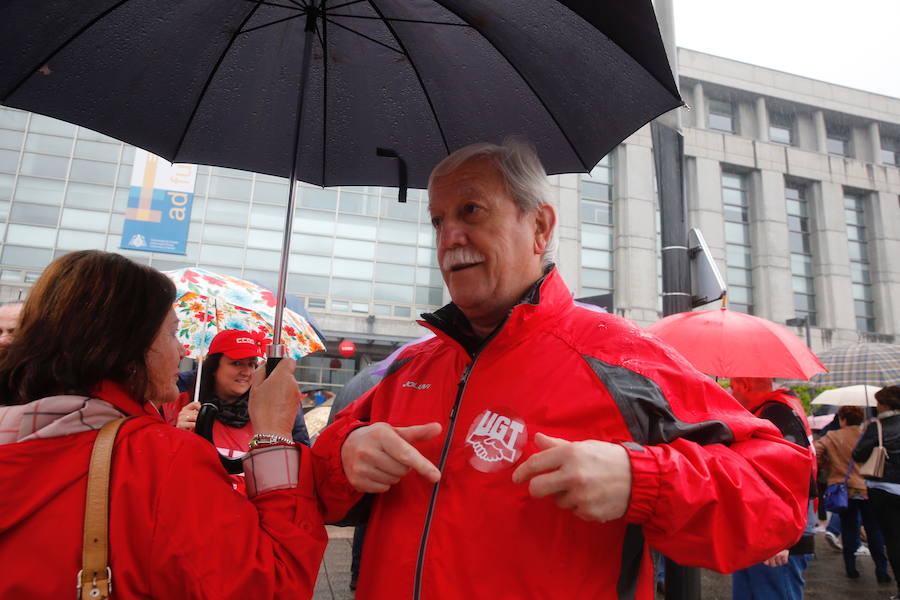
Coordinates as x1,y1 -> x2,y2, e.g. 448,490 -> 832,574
763,550 -> 790,567
512,432 -> 631,522
341,422 -> 442,493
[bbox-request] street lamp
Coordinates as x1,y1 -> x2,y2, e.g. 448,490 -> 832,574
785,316 -> 812,349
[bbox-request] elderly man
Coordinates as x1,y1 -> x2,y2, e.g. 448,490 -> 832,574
0,302 -> 22,348
313,140 -> 810,599
729,377 -> 819,600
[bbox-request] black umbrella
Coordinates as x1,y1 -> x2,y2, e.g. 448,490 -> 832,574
1,0 -> 681,477
0,0 -> 681,351
1,1 -> 680,186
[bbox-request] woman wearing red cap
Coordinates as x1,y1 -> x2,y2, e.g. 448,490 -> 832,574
163,330 -> 292,489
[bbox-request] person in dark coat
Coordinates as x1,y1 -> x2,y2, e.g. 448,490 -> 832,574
326,362 -> 383,590
854,385 -> 900,599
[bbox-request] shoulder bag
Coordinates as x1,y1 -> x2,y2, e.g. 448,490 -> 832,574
859,417 -> 889,478
77,417 -> 131,600
823,450 -> 854,513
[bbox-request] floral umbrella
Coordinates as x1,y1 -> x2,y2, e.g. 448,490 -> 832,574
165,267 -> 325,360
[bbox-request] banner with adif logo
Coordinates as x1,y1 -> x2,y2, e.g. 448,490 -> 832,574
120,149 -> 197,254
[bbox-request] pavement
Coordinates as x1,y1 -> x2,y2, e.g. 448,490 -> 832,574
312,528 -> 898,599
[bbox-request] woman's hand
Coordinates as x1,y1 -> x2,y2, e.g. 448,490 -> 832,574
176,401 -> 201,431
248,358 -> 300,439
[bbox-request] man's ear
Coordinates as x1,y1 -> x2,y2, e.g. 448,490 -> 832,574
533,204 -> 556,255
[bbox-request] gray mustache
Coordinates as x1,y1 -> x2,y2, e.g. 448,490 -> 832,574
441,247 -> 486,271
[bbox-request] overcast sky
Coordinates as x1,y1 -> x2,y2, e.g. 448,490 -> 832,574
672,0 -> 900,99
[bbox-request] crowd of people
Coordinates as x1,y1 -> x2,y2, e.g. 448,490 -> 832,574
0,140 -> 895,599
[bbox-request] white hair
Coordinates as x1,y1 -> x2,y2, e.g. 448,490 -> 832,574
428,138 -> 557,266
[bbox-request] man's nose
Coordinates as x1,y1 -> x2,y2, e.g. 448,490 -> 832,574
438,219 -> 467,249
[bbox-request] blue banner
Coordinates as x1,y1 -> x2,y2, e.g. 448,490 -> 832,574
121,149 -> 196,255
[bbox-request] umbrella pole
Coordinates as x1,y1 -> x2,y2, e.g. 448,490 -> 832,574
268,7 -> 319,372
192,296 -> 212,402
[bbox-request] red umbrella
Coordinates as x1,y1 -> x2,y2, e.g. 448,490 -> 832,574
646,307 -> 826,379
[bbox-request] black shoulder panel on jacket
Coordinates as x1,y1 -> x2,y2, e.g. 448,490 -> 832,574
756,402 -> 809,447
583,356 -> 734,446
383,356 -> 412,379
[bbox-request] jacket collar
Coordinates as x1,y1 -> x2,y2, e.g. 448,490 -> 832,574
90,380 -> 165,421
420,265 -> 572,357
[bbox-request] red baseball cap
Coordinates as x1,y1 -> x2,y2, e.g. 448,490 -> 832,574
208,329 -> 269,360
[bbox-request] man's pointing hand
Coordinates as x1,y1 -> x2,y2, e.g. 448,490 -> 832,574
341,422 -> 443,493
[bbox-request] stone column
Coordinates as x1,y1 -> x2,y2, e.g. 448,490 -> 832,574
812,182 -> 856,334
685,156 -> 727,276
550,172 -> 582,290
756,97 -> 769,142
612,142 -> 659,324
813,111 -> 828,153
868,122 -> 882,165
692,83 -> 706,130
750,170 -> 792,321
868,190 -> 900,337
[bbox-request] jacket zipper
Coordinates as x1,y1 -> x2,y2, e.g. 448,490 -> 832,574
412,357 -> 475,600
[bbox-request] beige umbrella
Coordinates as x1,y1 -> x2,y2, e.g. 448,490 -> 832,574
811,385 -> 881,407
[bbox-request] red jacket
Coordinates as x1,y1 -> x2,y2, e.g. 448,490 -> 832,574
0,381 -> 325,599
313,269 -> 810,600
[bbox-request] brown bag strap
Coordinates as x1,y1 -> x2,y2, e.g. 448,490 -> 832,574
77,417 -> 132,600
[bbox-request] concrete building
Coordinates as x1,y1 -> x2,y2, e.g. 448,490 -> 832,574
1,48 -> 898,386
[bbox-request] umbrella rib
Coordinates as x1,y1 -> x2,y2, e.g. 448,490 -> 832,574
170,2 -> 270,161
1,0 -> 133,102
324,18 -> 403,54
328,0 -> 368,11
327,14 -> 471,27
239,12 -> 307,35
429,0 -> 592,171
362,0 -> 451,155
238,0 -> 307,10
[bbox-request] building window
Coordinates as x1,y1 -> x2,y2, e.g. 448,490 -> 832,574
709,99 -> 736,133
827,123 -> 850,156
722,171 -> 753,314
785,183 -> 816,325
844,193 -> 875,332
579,155 -> 613,298
769,111 -> 793,145
882,135 -> 899,166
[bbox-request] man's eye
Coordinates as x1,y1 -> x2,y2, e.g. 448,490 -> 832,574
463,204 -> 478,214
431,216 -> 442,229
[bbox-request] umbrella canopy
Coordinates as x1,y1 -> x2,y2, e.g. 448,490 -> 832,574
372,333 -> 437,376
646,307 -> 827,379
0,0 -> 681,357
811,385 -> 881,407
807,414 -> 836,431
165,268 -> 325,360
0,1 -> 681,189
809,343 -> 900,388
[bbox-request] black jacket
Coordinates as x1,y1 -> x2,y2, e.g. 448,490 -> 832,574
853,411 -> 900,484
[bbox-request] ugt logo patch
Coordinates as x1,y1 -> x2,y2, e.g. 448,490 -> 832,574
465,408 -> 527,473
